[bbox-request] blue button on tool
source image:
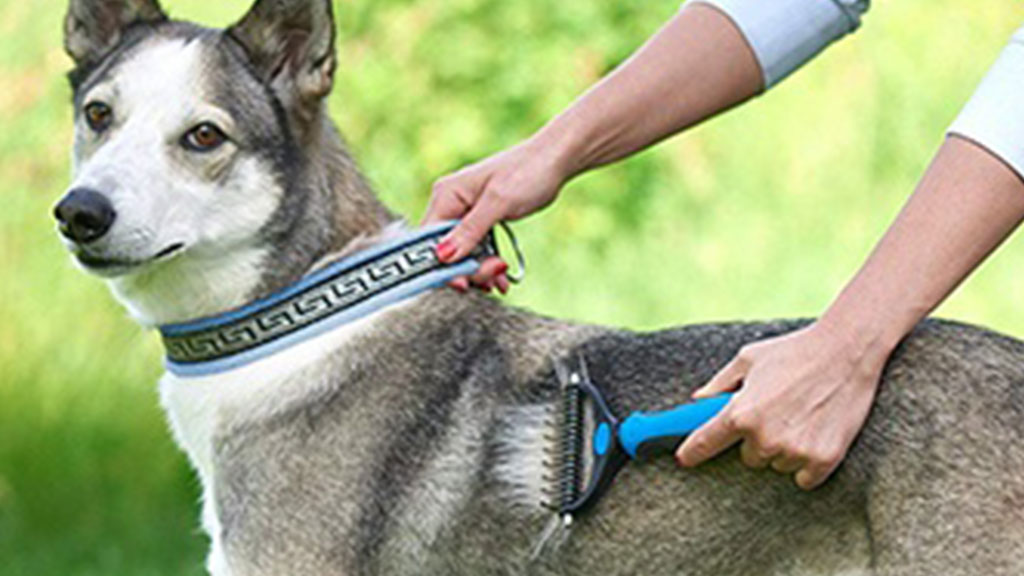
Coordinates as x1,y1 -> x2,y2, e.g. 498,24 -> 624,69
594,422 -> 611,456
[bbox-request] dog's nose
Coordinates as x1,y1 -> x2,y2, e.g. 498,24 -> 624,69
54,188 -> 117,244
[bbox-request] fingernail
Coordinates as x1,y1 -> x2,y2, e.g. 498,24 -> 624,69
495,261 -> 509,276
436,240 -> 457,262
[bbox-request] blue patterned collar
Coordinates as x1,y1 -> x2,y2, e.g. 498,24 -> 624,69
159,221 -> 495,378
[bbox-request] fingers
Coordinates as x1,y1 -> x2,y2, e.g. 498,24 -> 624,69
794,446 -> 845,490
436,191 -> 509,264
494,274 -> 511,295
427,170 -> 512,295
769,454 -> 804,474
687,423 -> 842,490
692,354 -> 748,399
795,466 -> 833,490
423,170 -> 488,226
740,437 -> 778,469
469,257 -> 508,288
448,277 -> 470,293
675,410 -> 743,468
445,257 -> 511,296
676,352 -> 751,467
435,190 -> 513,294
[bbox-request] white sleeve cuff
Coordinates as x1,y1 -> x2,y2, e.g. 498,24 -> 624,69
688,0 -> 869,88
948,28 -> 1024,182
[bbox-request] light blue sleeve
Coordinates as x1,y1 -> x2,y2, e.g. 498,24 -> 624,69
948,27 -> 1024,181
687,0 -> 870,88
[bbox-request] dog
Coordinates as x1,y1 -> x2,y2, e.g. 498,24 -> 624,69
54,0 -> 1024,574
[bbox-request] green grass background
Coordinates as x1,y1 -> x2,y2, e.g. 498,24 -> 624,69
2,0 -> 1023,573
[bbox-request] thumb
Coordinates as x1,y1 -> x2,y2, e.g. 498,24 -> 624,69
436,190 -> 507,263
422,169 -> 488,226
692,356 -> 747,399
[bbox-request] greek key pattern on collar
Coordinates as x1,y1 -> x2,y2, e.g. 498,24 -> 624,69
163,237 -> 443,365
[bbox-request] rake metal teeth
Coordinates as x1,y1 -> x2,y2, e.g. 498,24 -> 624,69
555,372 -> 584,515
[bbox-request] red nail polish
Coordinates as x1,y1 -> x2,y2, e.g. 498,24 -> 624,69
436,240 -> 457,262
495,261 -> 509,276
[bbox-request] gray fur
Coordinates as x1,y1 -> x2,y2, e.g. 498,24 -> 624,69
65,0 -> 166,69
227,0 -> 337,122
208,300 -> 1024,575
60,1 -> 1024,574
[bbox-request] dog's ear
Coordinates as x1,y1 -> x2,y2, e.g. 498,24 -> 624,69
64,0 -> 167,67
227,0 -> 337,105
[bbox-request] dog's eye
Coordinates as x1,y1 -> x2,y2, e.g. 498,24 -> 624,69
183,123 -> 228,152
84,102 -> 113,133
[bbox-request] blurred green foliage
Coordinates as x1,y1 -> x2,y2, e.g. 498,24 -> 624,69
1,0 -> 1022,573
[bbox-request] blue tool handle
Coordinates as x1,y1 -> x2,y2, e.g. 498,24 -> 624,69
618,394 -> 734,459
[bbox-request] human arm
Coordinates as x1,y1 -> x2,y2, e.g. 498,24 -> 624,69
426,1 -> 860,288
426,1 -> 872,288
675,135 -> 1024,489
675,26 -> 1024,487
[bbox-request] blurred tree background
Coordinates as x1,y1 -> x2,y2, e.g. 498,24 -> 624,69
1,0 -> 1023,574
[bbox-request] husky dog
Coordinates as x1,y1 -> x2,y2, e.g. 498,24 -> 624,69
55,0 -> 1024,574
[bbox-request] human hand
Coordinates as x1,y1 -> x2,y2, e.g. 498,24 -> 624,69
675,321 -> 891,490
423,137 -> 570,293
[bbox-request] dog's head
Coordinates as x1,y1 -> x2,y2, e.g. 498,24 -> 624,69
55,0 -> 380,325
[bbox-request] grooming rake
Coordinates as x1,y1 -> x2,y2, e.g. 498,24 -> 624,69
549,356 -> 733,526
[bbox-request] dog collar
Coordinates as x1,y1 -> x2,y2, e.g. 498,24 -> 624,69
159,221 -> 511,378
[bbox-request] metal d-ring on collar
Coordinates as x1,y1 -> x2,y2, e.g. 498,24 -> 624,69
159,220 -> 521,378
494,221 -> 527,284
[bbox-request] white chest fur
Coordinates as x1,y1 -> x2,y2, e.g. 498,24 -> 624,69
158,297 -> 419,576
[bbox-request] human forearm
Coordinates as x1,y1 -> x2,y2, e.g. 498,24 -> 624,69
426,0 -> 870,264
821,136 -> 1024,360
533,5 -> 762,180
534,0 -> 871,181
